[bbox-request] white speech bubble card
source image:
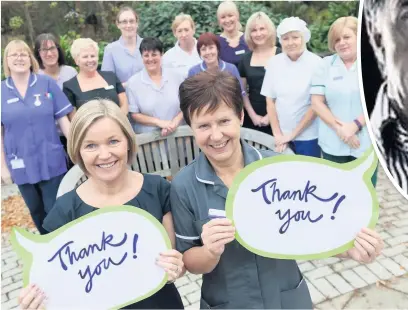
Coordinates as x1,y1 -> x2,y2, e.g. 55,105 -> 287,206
226,149 -> 379,260
10,206 -> 171,310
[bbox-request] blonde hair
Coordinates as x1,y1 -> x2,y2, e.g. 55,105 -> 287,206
68,99 -> 137,174
3,40 -> 39,77
172,13 -> 195,34
70,38 -> 99,61
217,1 -> 242,32
328,16 -> 358,52
245,12 -> 276,51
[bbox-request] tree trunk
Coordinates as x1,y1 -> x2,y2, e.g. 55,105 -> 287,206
22,2 -> 35,47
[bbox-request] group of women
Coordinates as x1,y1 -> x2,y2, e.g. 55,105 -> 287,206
1,1 -> 383,309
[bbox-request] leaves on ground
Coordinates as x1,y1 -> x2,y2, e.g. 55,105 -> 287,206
1,195 -> 36,233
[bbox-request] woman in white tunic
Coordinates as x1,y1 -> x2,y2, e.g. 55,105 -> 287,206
261,17 -> 322,157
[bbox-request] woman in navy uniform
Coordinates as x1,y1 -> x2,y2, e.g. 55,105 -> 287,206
1,40 -> 73,235
171,71 -> 384,309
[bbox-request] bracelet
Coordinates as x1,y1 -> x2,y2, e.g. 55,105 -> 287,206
353,119 -> 363,132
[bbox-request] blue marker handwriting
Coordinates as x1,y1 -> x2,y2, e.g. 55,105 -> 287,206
251,178 -> 346,234
48,231 -> 139,293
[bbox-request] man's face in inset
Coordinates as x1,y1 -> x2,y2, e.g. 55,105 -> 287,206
380,0 -> 408,105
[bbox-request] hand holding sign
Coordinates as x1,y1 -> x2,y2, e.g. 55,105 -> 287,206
226,149 -> 380,260
10,206 -> 177,310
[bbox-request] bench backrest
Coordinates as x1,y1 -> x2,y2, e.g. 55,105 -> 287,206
56,126 -> 292,198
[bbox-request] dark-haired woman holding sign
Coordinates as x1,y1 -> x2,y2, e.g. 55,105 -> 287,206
170,71 -> 384,309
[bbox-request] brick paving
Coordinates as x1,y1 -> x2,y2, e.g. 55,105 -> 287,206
1,167 -> 407,309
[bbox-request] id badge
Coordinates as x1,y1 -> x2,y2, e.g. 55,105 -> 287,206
10,158 -> 25,169
105,85 -> 115,90
209,209 -> 226,219
235,50 -> 245,55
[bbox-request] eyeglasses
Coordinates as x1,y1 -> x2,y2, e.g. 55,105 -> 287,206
7,53 -> 29,60
39,46 -> 58,54
119,19 -> 137,25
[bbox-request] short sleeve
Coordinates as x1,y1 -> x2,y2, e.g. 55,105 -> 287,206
114,73 -> 125,94
260,59 -> 277,99
310,59 -> 327,96
159,177 -> 171,214
43,197 -> 72,233
126,81 -> 140,113
48,78 -> 73,119
230,65 -> 246,96
63,81 -> 77,108
187,67 -> 195,78
101,46 -> 115,73
170,181 -> 202,253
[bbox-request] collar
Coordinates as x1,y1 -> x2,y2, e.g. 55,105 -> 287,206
175,39 -> 197,54
332,54 -> 357,71
283,49 -> 309,63
6,73 -> 37,89
140,67 -> 169,87
119,34 -> 143,51
195,140 -> 263,185
199,59 -> 226,72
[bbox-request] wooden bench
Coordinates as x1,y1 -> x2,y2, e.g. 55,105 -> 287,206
56,126 -> 293,198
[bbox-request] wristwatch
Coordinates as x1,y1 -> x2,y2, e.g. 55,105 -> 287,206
353,119 -> 363,132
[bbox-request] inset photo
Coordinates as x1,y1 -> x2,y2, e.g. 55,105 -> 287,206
361,0 -> 408,194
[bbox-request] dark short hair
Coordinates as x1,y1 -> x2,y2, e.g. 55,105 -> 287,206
139,37 -> 164,55
34,33 -> 66,69
197,32 -> 221,57
179,71 -> 244,126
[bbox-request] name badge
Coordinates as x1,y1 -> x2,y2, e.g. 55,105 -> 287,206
10,158 -> 25,170
333,76 -> 343,81
105,85 -> 115,90
209,209 -> 226,219
235,50 -> 245,55
7,98 -> 19,104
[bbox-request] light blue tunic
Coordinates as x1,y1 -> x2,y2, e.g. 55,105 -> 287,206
310,54 -> 370,158
101,35 -> 144,83
126,68 -> 185,133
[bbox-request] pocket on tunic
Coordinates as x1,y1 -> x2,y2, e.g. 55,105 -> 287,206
280,277 -> 313,309
200,297 -> 229,309
47,143 -> 67,170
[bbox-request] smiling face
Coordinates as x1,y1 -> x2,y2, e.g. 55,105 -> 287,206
250,21 -> 270,47
142,49 -> 162,73
175,20 -> 195,44
281,31 -> 304,60
199,44 -> 218,66
190,101 -> 243,166
6,47 -> 31,74
218,10 -> 238,33
117,10 -> 138,38
76,46 -> 98,73
334,27 -> 357,62
39,40 -> 59,68
80,117 -> 129,183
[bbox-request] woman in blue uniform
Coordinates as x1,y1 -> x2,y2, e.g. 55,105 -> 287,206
1,40 -> 73,234
171,71 -> 384,309
310,16 -> 377,185
17,100 -> 185,309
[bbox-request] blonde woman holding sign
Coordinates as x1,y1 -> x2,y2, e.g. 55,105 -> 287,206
18,100 -> 184,309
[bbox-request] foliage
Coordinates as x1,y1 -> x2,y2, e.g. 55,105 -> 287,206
9,16 -> 24,30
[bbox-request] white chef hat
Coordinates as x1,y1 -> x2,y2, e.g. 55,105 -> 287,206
276,17 -> 311,43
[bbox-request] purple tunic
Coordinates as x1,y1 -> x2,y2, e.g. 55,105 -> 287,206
218,34 -> 249,68
1,73 -> 73,185
187,60 -> 246,96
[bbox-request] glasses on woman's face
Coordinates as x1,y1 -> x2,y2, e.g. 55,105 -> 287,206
119,19 -> 137,25
39,46 -> 57,54
7,53 -> 29,60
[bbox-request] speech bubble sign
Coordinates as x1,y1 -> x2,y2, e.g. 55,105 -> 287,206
10,206 -> 171,310
226,149 -> 379,260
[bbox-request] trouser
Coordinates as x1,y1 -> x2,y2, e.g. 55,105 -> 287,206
322,151 -> 378,187
18,173 -> 65,235
59,136 -> 74,169
290,139 -> 322,158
